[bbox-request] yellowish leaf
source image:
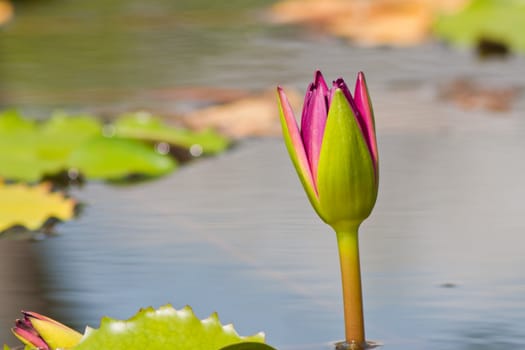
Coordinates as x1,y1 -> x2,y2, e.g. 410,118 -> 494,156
0,180 -> 75,232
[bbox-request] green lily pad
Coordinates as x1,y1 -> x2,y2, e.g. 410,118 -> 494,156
0,137 -> 62,182
0,110 -> 37,133
72,305 -> 266,350
0,111 -> 102,181
434,0 -> 525,52
6,306 -> 274,350
67,136 -> 176,180
0,111 -> 178,182
37,112 -> 103,161
0,153 -> 62,183
0,111 -> 61,182
114,112 -> 231,155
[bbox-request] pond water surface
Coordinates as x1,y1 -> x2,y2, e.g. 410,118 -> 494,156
1,1 -> 525,349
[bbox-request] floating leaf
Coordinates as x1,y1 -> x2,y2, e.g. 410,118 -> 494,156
5,306 -> 272,350
114,112 -> 231,155
0,111 -> 43,181
0,110 -> 37,134
183,90 -> 303,138
0,111 -> 177,182
0,181 -> 75,233
0,111 -> 99,182
434,0 -> 525,53
67,137 -> 176,180
270,0 -> 469,47
439,78 -> 521,112
37,112 -> 103,161
0,154 -> 62,183
72,305 -> 266,350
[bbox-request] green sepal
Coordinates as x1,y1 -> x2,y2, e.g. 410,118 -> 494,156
316,90 -> 377,230
28,314 -> 83,349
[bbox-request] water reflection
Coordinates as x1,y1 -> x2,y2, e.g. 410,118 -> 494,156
455,322 -> 523,350
0,241 -> 50,345
8,126 -> 523,349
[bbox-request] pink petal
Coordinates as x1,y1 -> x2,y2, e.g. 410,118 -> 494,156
300,82 -> 314,127
301,71 -> 328,181
354,72 -> 378,174
23,311 -> 62,327
278,86 -> 316,193
13,320 -> 49,350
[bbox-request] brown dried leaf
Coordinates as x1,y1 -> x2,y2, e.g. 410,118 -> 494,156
270,0 -> 469,46
439,79 -> 522,112
0,0 -> 13,26
183,89 -> 302,139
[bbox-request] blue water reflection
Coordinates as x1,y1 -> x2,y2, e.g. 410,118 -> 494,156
21,127 -> 525,349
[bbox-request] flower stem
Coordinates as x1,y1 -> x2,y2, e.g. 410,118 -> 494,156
336,227 -> 365,347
